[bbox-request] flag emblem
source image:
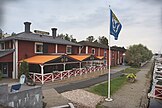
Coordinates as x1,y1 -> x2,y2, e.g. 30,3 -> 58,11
110,9 -> 122,40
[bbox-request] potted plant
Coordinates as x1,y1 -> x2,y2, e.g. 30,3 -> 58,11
19,61 -> 35,86
126,73 -> 136,83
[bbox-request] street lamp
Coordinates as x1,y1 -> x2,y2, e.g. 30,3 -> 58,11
122,53 -> 125,66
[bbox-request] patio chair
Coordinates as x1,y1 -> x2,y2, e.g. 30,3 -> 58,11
10,83 -> 21,92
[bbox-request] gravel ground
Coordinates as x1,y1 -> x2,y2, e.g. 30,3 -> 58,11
60,61 -> 152,108
61,89 -> 103,108
43,89 -> 70,108
101,61 -> 152,108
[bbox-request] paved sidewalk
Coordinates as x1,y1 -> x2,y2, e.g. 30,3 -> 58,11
101,61 -> 152,108
42,89 -> 70,108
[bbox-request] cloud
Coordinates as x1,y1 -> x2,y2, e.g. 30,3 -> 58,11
0,0 -> 20,27
0,0 -> 5,26
141,0 -> 162,5
54,7 -> 108,30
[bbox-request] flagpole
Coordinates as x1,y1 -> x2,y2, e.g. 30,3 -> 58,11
105,5 -> 113,102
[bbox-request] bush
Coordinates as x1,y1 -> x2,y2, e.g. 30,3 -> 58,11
125,44 -> 153,67
123,68 -> 140,74
19,61 -> 29,78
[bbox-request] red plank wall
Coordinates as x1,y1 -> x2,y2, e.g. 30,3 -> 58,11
18,40 -> 35,61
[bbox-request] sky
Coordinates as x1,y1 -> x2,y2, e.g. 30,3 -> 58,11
0,0 -> 162,53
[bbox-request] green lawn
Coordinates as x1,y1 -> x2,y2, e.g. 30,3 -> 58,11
87,76 -> 127,96
87,67 -> 140,96
123,67 -> 140,74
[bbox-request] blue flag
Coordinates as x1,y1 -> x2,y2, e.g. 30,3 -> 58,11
110,9 -> 122,40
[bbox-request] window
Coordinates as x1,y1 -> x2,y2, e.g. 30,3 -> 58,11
66,45 -> 72,54
0,42 -> 5,50
92,48 -> 95,55
35,42 -> 43,53
104,49 -> 107,57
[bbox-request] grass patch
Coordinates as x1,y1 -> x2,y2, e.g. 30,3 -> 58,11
87,76 -> 127,96
122,67 -> 140,74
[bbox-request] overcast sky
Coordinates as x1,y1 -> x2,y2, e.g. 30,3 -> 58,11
0,0 -> 162,53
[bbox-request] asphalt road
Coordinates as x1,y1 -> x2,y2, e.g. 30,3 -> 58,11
149,98 -> 162,108
54,71 -> 123,93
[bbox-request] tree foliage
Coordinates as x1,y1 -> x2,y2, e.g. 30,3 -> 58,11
98,36 -> 108,46
58,33 -> 77,42
86,36 -> 95,42
85,36 -> 108,46
19,61 -> 29,78
125,44 -> 153,67
11,32 -> 16,36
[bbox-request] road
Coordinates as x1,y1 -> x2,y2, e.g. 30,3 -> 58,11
54,71 -> 123,93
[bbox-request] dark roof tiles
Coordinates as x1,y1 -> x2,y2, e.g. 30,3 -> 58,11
78,41 -> 108,49
0,49 -> 14,58
0,32 -> 81,46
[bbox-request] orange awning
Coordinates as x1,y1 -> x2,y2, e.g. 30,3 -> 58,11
69,55 -> 91,61
97,56 -> 104,60
20,55 -> 61,64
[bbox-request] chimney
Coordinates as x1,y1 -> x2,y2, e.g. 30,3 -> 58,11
51,28 -> 57,38
24,22 -> 31,33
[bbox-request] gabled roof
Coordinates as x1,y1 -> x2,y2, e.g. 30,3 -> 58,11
69,55 -> 91,61
0,32 -> 81,46
20,54 -> 100,65
96,56 -> 105,60
69,54 -> 100,61
78,41 -> 108,49
0,49 -> 14,57
111,46 -> 126,52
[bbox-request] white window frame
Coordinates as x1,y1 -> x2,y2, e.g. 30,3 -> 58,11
92,48 -> 95,55
66,45 -> 72,54
0,42 -> 5,50
35,42 -> 43,53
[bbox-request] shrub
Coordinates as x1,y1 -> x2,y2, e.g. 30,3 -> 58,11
19,61 -> 29,78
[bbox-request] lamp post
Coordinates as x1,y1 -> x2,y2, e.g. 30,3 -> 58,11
122,53 -> 125,66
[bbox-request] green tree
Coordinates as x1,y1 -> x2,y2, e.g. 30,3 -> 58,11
64,34 -> 71,41
125,44 -> 153,67
19,61 -> 29,78
0,28 -> 3,39
98,36 -> 108,46
57,33 -> 64,39
11,32 -> 16,36
58,33 -> 77,42
86,36 -> 95,42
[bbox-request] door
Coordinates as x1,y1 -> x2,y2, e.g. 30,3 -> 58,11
2,63 -> 8,77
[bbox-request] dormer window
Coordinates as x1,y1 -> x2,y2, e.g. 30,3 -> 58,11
92,48 -> 95,55
0,42 -> 5,50
66,45 -> 72,54
35,42 -> 43,53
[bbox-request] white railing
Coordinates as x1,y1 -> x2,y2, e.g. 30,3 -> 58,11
29,65 -> 106,84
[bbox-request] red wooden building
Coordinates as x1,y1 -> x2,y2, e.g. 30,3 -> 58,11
0,22 -> 126,84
